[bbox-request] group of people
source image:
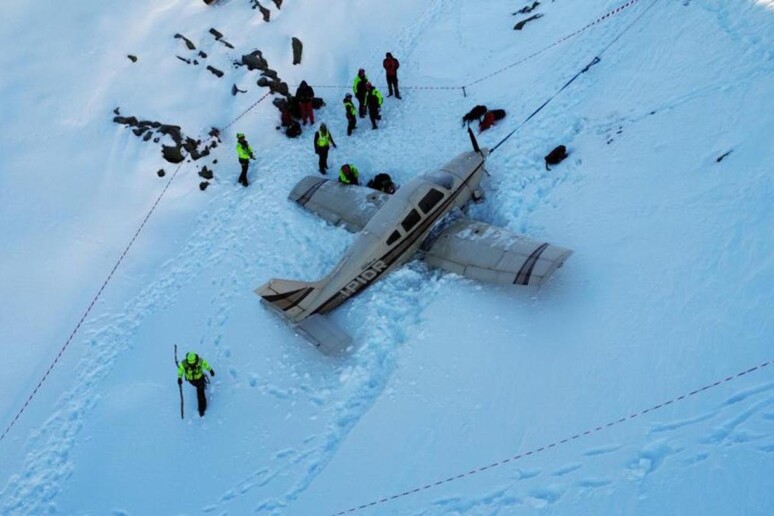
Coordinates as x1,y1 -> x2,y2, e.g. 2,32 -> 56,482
236,52 -> 402,190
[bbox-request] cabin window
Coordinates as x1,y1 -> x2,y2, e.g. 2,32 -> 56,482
418,188 -> 444,214
386,230 -> 400,246
401,209 -> 421,232
426,172 -> 454,190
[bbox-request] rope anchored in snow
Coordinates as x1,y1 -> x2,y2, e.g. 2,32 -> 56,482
0,94 -> 274,445
490,0 -> 660,154
332,358 -> 774,515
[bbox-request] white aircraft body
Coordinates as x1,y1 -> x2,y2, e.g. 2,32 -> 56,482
256,145 -> 572,353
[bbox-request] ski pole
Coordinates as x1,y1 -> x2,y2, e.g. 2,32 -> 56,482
175,345 -> 184,419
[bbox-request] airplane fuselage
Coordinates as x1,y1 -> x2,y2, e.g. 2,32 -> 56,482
300,150 -> 489,319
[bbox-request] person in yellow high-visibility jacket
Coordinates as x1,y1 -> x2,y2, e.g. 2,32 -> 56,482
338,164 -> 359,186
313,123 -> 337,174
177,352 -> 215,416
236,133 -> 255,187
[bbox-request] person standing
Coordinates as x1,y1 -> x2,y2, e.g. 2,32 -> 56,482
338,164 -> 360,185
343,93 -> 357,136
352,68 -> 369,118
366,83 -> 384,130
295,80 -> 315,125
383,52 -> 401,99
313,123 -> 337,174
236,133 -> 255,187
177,351 -> 215,417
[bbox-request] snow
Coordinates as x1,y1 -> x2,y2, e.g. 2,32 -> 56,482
1,0 -> 773,514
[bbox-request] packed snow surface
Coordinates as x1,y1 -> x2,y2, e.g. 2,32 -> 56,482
1,0 -> 773,514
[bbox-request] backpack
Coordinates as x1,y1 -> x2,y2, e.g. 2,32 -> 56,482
286,121 -> 302,138
367,173 -> 396,194
544,145 -> 568,170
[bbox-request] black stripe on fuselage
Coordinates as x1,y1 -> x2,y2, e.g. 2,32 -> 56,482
514,242 -> 549,285
312,159 -> 485,315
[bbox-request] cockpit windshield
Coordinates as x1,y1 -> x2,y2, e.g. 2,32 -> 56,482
424,171 -> 455,190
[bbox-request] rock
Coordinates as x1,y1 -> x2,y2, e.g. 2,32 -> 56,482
127,55 -> 138,62
222,40 -> 235,49
153,137 -> 160,143
261,68 -> 278,80
157,169 -> 166,177
176,55 -> 192,65
203,0 -> 217,4
199,181 -> 210,191
174,33 -> 197,50
291,37 -> 303,65
113,115 -> 138,126
514,13 -> 543,30
143,132 -> 153,142
132,127 -> 147,136
113,107 -> 120,115
207,65 -> 224,78
232,84 -> 247,96
271,0 -> 282,8
158,124 -> 183,144
209,28 -> 224,40
259,3 -> 271,22
312,97 -> 326,109
198,166 -> 214,180
209,127 -> 221,140
162,145 -> 185,163
198,51 -> 208,59
241,51 -> 268,71
273,81 -> 289,96
257,77 -> 271,87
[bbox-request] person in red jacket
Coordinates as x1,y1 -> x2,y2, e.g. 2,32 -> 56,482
383,52 -> 401,99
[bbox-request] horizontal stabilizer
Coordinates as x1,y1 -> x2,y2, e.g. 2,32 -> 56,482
296,314 -> 353,355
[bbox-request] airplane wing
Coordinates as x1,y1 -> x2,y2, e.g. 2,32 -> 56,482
289,176 -> 391,232
421,218 -> 573,286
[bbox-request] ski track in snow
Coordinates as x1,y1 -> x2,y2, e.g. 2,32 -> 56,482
407,381 -> 774,515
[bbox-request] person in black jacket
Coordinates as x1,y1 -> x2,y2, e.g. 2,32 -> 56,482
353,69 -> 369,118
295,80 -> 315,125
313,123 -> 337,174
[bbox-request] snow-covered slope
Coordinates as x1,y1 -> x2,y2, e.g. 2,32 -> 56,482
1,0 -> 773,514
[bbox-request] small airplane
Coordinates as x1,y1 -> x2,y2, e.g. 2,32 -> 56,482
256,130 -> 572,353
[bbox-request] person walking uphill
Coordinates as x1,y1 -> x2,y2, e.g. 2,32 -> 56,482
383,52 -> 401,99
236,133 -> 255,187
366,83 -> 384,130
353,68 -> 369,118
313,123 -> 337,174
295,80 -> 315,125
177,352 -> 215,417
343,93 -> 357,136
338,164 -> 360,185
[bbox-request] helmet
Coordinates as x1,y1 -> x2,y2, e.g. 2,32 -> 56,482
236,132 -> 245,139
342,164 -> 351,173
186,352 -> 197,364
344,93 -> 352,99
